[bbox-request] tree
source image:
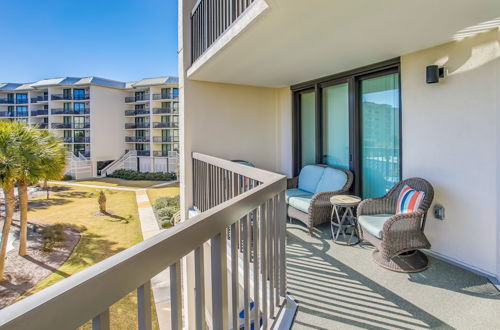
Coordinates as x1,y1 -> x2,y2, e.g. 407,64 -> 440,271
0,122 -> 22,280
17,128 -> 66,256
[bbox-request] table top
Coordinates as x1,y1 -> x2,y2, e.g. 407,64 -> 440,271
330,195 -> 362,207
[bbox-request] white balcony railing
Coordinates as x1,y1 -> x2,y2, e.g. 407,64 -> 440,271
0,152 -> 288,329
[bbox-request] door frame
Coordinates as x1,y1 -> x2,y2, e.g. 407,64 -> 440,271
291,58 -> 402,196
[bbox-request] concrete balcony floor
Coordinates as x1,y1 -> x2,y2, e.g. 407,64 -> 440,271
286,222 -> 500,329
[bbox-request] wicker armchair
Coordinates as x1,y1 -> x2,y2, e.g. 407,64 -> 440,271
287,165 -> 353,235
357,177 -> 434,273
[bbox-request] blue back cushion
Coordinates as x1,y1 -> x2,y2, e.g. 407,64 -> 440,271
298,165 -> 325,193
315,167 -> 348,193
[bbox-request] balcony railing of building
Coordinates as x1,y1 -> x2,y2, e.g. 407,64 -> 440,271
152,93 -> 178,100
32,123 -> 48,129
51,108 -> 90,115
125,136 -> 151,143
0,112 -> 29,118
31,95 -> 49,103
31,110 -> 49,117
63,136 -> 91,144
152,107 -> 179,115
125,95 -> 150,103
191,0 -> 256,63
125,122 -> 150,129
136,150 -> 151,156
0,152 -> 287,330
153,122 -> 179,129
51,123 -> 90,129
152,136 -> 179,143
51,94 -> 90,101
125,109 -> 151,116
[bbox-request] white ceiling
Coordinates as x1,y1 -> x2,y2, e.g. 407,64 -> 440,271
187,0 -> 500,88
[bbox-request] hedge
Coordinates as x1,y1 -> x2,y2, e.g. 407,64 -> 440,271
108,169 -> 176,181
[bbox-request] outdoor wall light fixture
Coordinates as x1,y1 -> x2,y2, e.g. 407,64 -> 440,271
426,65 -> 445,84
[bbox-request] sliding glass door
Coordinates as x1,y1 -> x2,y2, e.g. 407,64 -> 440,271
360,73 -> 400,198
293,60 -> 401,198
298,90 -> 316,168
322,82 -> 349,169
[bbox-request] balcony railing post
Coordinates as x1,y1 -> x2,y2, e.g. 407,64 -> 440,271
194,246 -> 206,330
260,200 -> 268,328
211,232 -> 228,330
279,190 -> 287,297
137,281 -> 152,330
170,261 -> 182,330
92,309 -> 110,330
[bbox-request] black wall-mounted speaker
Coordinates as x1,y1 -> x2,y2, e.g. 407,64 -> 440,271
426,65 -> 445,84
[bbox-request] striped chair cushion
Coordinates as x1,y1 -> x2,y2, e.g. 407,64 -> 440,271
396,185 -> 425,214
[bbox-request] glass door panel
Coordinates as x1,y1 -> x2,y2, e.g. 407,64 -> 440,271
299,91 -> 316,168
360,73 -> 400,198
322,83 -> 349,169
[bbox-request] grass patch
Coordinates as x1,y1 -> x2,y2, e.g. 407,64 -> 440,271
23,185 -> 159,329
146,183 -> 180,205
75,177 -> 166,189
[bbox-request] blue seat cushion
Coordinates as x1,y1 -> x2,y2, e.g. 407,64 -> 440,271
285,188 -> 313,204
315,167 -> 348,193
288,196 -> 312,214
298,165 -> 325,194
358,214 -> 394,239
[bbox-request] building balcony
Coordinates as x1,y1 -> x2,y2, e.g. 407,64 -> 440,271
51,94 -> 90,101
125,122 -> 150,129
31,95 -> 49,103
63,136 -> 91,143
152,136 -> 179,143
136,150 -> 151,156
51,108 -> 90,115
32,123 -> 48,129
125,136 -> 150,143
152,122 -> 179,129
51,122 -> 90,129
152,107 -> 179,115
125,109 -> 150,116
152,93 -> 178,100
125,95 -> 150,103
0,112 -> 28,118
31,110 -> 49,117
0,99 -> 27,105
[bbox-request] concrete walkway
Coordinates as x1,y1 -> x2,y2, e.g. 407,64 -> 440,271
48,181 -> 139,191
135,190 -> 171,329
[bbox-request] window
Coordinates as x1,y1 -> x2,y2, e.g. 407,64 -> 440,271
293,59 -> 401,197
173,102 -> 179,111
63,102 -> 72,111
63,89 -> 71,99
16,106 -> 28,117
74,103 -> 86,114
7,106 -> 14,116
73,116 -> 85,129
16,93 -> 27,104
173,88 -> 179,99
73,89 -> 86,100
161,88 -> 170,99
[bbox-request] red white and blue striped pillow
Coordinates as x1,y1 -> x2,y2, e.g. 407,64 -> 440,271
396,185 -> 425,214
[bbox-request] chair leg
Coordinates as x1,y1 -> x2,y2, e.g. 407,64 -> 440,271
308,226 -> 313,237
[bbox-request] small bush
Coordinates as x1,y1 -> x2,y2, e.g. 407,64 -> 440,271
157,206 -> 177,220
62,174 -> 73,181
108,169 -> 176,181
161,219 -> 173,228
41,224 -> 65,252
154,195 -> 180,210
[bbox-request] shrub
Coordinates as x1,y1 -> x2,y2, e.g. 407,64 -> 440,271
157,206 -> 177,220
108,169 -> 176,181
62,174 -> 73,181
161,219 -> 173,228
41,224 -> 65,252
154,195 -> 180,210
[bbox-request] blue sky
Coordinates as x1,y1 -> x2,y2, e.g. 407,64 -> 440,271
0,0 -> 178,83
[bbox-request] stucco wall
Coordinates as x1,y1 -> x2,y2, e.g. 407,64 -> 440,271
90,85 -> 126,162
401,29 -> 500,277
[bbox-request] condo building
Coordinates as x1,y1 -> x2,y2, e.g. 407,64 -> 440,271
0,76 -> 179,177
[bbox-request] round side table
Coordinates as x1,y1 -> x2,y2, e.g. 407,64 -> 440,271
330,195 -> 362,245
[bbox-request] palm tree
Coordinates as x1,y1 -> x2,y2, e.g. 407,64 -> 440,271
17,128 -> 66,256
0,122 -> 22,280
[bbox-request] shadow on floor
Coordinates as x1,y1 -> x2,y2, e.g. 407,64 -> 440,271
287,224 -> 450,329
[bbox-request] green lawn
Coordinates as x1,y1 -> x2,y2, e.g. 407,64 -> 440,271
74,177 -> 166,189
23,185 -> 159,329
146,183 -> 180,205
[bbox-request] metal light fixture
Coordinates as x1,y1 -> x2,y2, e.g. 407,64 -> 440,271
426,65 -> 445,84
